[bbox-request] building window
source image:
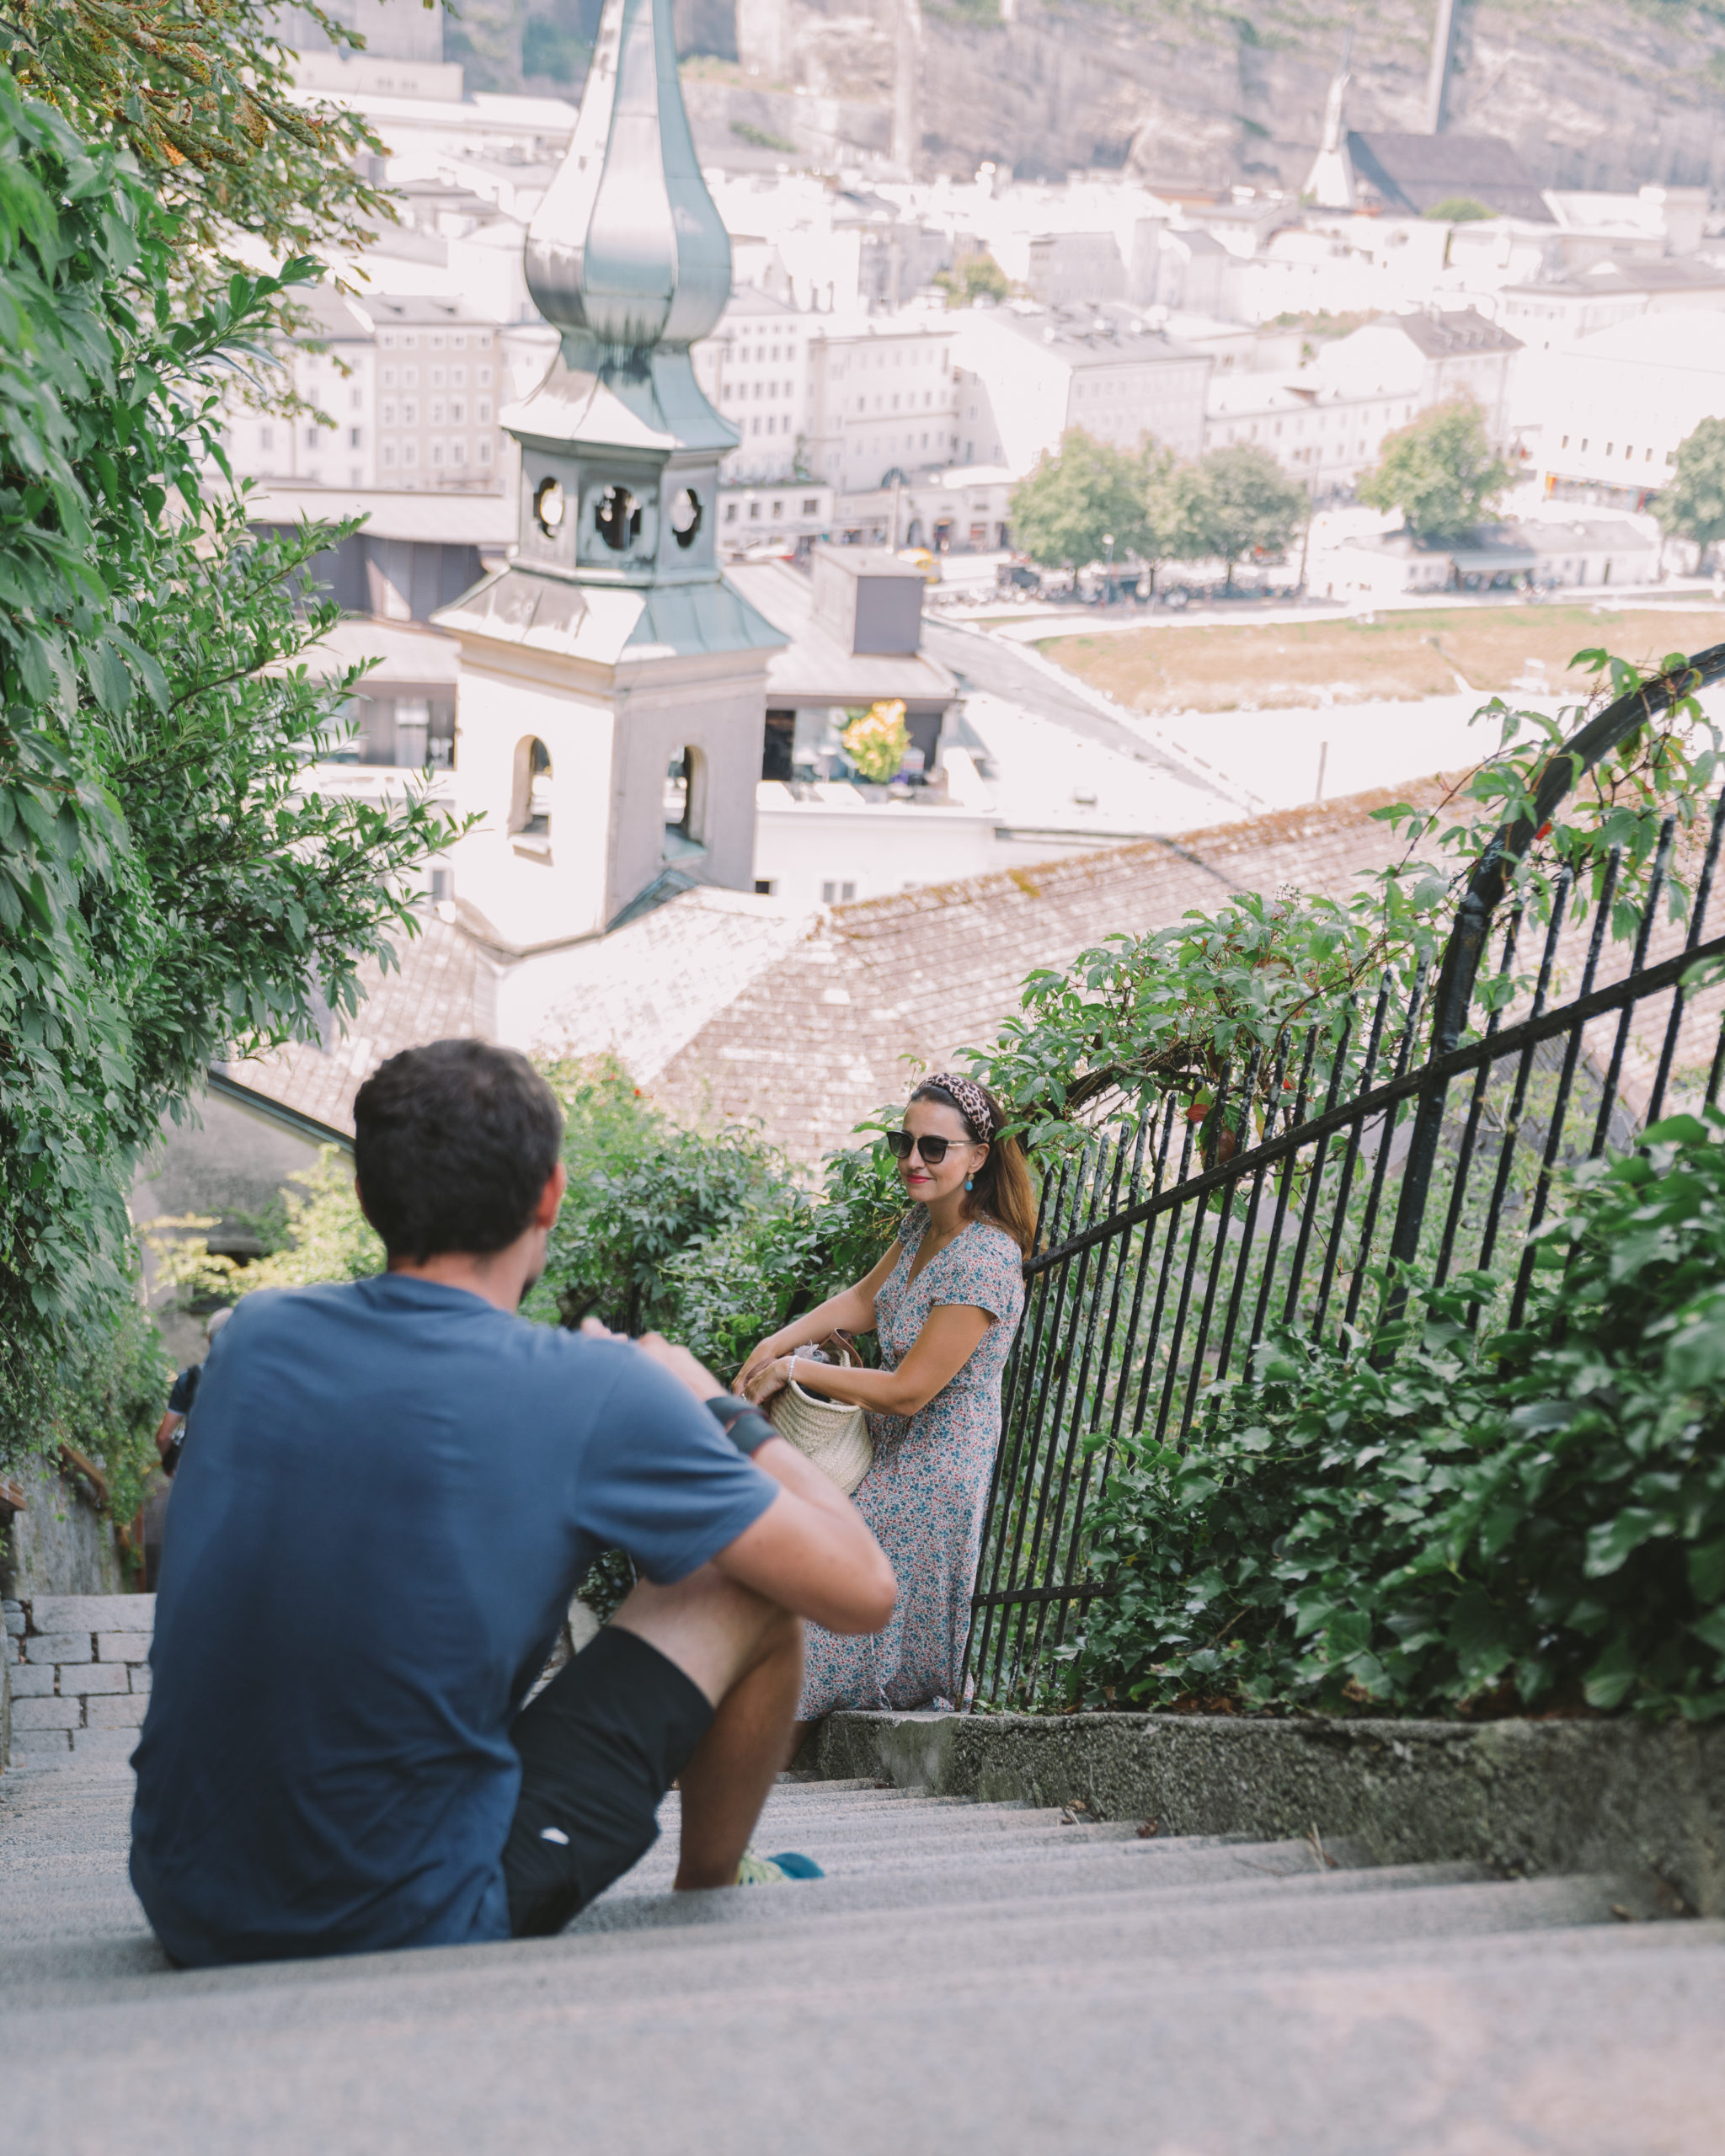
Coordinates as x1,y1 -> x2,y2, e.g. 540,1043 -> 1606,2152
802,497 -> 818,515
478,440 -> 493,465
755,878 -> 777,894
451,399 -> 465,423
664,746 -> 706,862
452,440 -> 466,465
382,443 -> 396,468
510,737 -> 553,845
478,399 -> 491,422
350,427 -> 362,449
430,400 -> 445,424
403,441 -> 418,467
430,441 -> 445,466
748,500 -> 761,520
725,501 -> 738,523
1561,435 -> 1568,449
259,424 -> 274,451
820,881 -> 857,903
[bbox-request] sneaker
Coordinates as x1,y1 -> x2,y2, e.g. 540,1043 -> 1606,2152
735,1846 -> 825,1885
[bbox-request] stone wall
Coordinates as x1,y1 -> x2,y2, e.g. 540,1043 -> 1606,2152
1,1594 -> 153,1769
0,1466 -> 123,1604
808,1708 -> 1725,1918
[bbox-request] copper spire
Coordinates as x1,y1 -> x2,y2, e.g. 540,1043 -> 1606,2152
525,0 -> 731,355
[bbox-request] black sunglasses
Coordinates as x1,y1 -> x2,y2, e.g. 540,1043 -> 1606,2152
885,1130 -> 975,1165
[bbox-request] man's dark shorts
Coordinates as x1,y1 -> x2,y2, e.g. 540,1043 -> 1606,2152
503,1625 -> 713,1937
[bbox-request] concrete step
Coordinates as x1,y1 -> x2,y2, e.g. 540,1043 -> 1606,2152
1,1757 -> 1716,2154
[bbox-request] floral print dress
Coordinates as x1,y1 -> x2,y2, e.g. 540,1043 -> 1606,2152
798,1208 -> 1026,1718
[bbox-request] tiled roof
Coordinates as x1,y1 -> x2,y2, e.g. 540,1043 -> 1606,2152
651,783 -> 1451,1163
1381,306 -> 1523,359
1347,133 -> 1554,224
216,917 -> 487,1135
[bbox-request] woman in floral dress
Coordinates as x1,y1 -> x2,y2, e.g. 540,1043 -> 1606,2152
738,1075 -> 1034,1742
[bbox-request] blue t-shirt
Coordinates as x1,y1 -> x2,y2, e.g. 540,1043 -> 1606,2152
129,1276 -> 776,1967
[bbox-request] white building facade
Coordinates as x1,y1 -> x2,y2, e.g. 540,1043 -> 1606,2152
804,317 -> 960,494
222,289 -> 505,495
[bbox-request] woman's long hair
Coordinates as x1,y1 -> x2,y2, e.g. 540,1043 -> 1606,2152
910,1078 -> 1039,1255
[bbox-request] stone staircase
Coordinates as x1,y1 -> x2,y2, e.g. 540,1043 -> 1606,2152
3,1738 -> 1722,2152
2,1595 -> 154,1766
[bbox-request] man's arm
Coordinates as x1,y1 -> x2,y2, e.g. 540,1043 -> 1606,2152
624,1331 -> 895,1636
712,1437 -> 896,1635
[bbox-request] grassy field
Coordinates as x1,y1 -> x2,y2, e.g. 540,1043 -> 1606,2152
1038,606 -> 1725,717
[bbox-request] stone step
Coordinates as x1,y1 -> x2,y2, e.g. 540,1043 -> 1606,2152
1,1758 -> 1715,2156
9,1926 -> 1722,2155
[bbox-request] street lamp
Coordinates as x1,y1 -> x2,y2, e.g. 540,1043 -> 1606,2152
1102,531 -> 1114,604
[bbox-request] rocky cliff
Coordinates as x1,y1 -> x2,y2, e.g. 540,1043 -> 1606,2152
727,0 -> 1725,193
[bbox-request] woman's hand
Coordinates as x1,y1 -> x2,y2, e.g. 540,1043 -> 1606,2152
737,1331 -> 793,1396
741,1355 -> 795,1406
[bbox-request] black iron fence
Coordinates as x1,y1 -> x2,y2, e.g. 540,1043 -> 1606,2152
962,793 -> 1725,1710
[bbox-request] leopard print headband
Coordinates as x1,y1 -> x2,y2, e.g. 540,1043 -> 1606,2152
921,1071 -> 994,1142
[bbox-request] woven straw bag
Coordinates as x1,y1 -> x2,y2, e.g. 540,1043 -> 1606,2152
766,1344 -> 873,1497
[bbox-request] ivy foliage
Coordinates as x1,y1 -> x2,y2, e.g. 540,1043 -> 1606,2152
0,79 -> 458,1438
1063,1114 -> 1725,1724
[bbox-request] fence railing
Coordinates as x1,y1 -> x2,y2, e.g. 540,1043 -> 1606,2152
963,784 -> 1725,1711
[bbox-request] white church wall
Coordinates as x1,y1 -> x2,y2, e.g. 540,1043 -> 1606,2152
448,658 -> 618,949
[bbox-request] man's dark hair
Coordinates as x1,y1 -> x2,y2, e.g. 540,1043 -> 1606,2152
354,1040 -> 563,1262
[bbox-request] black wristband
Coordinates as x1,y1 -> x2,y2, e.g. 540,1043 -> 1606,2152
162,1428 -> 184,1479
706,1393 -> 777,1457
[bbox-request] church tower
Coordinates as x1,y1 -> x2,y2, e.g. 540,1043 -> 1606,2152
435,0 -> 783,955
1302,35 -> 1355,212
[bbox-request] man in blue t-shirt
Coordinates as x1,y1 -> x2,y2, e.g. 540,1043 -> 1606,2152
130,1039 -> 896,1967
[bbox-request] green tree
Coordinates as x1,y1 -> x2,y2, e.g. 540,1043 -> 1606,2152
1357,396 -> 1514,542
1654,415 -> 1725,562
936,251 -> 1011,307
0,0 -> 394,286
0,78 -> 457,1434
1164,443 -> 1306,590
1421,196 -> 1494,222
1009,430 -> 1163,571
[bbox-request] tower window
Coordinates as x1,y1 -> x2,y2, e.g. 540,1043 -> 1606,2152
596,484 -> 642,551
664,746 -> 707,862
670,487 -> 703,551
510,737 -> 553,850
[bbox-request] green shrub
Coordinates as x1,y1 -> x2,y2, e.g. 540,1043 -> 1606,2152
193,1058 -> 911,1389
664,1132 -> 905,1374
1064,1113 -> 1725,1723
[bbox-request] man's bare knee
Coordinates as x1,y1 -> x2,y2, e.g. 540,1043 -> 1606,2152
609,1566 -> 798,1707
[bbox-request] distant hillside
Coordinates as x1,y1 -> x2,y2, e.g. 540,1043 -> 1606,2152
708,0 -> 1725,193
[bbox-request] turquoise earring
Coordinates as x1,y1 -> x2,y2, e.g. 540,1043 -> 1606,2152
965,1176 -> 974,1191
